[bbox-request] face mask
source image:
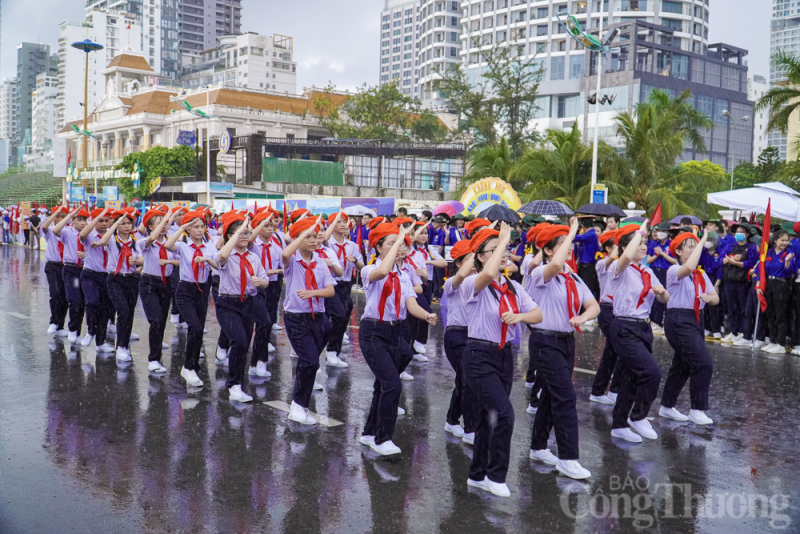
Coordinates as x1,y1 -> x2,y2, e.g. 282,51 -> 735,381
704,241 -> 714,249
657,232 -> 668,240
735,233 -> 746,243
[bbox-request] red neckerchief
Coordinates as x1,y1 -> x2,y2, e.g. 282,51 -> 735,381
559,272 -> 582,333
490,280 -> 519,347
405,255 -> 418,270
260,241 -> 273,271
190,243 -> 204,291
156,242 -> 168,284
77,236 -> 84,267
629,263 -> 652,308
356,225 -> 363,252
692,269 -> 706,322
236,252 -> 254,302
334,241 -> 347,264
378,270 -> 402,321
271,235 -> 283,249
57,241 -> 64,262
298,257 -> 319,316
114,237 -> 133,274
417,246 -> 429,261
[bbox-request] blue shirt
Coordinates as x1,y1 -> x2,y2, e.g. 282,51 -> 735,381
350,225 -> 370,252
429,226 -> 445,247
699,248 -> 721,282
574,229 -> 600,265
717,233 -> 736,251
647,239 -> 674,270
764,249 -> 795,278
790,237 -> 800,257
447,226 -> 468,244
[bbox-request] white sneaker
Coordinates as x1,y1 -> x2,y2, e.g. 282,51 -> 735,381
228,385 -> 253,403
413,341 -> 427,354
761,343 -> 776,353
768,344 -> 787,354
486,479 -> 511,497
397,407 -> 406,415
734,333 -> 744,341
792,346 -> 800,356
268,343 -> 276,353
399,371 -> 414,381
68,331 -> 78,343
370,439 -> 401,456
529,448 -> 559,465
178,322 -> 188,329
733,338 -> 753,347
272,323 -> 283,331
180,367 -> 204,387
556,459 -> 592,480
712,332 -> 722,339
170,314 -> 179,324
462,432 -> 475,445
607,392 -> 618,402
753,339 -> 766,349
255,361 -> 271,377
412,353 -> 429,362
628,417 -> 658,440
326,352 -> 348,368
161,342 -> 169,349
288,401 -> 316,424
97,342 -> 115,353
116,347 -> 131,362
584,318 -> 597,327
130,332 -> 140,341
589,394 -> 615,405
47,324 -> 58,334
54,329 -> 69,337
290,350 -> 298,358
721,333 -> 735,344
525,381 -> 535,388
651,324 -> 663,335
148,360 -> 167,373
659,406 -> 689,422
107,322 -> 117,333
359,435 -> 375,447
313,381 -> 324,390
467,477 -> 489,491
611,428 -> 643,443
216,346 -> 228,363
80,333 -> 95,347
342,337 -> 351,346
704,329 -> 710,336
526,404 -> 538,414
445,423 -> 465,437
688,409 -> 714,425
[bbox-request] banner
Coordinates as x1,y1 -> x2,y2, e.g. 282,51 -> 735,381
105,200 -> 121,211
176,130 -> 197,147
70,186 -> 86,202
103,186 -> 120,201
20,201 -> 31,230
460,177 -> 521,215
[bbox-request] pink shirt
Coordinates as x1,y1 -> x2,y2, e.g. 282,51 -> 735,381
328,236 -> 361,282
175,240 -> 217,284
106,236 -> 139,274
444,277 -> 468,327
80,230 -> 107,273
609,260 -> 663,319
219,249 -> 268,297
666,264 -> 713,310
250,237 -> 282,282
283,251 -> 335,314
529,265 -> 593,332
42,227 -> 63,263
60,227 -> 82,265
459,274 -> 537,344
138,237 -> 174,279
596,259 -> 614,304
361,259 -> 416,321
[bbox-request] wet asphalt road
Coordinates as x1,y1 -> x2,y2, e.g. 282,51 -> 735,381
1,245 -> 799,533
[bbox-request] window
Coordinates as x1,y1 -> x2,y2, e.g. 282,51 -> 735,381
662,0 -> 682,14
569,55 -> 585,79
537,25 -> 548,36
662,18 -> 683,31
622,0 -> 648,10
557,94 -> 582,118
550,56 -> 565,80
673,54 -> 689,80
536,7 -> 548,18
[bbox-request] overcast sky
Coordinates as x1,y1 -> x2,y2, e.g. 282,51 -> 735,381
0,0 -> 772,88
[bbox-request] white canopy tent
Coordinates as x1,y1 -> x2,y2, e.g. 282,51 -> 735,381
707,182 -> 800,221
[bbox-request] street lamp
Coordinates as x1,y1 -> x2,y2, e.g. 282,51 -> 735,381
722,110 -> 751,190
70,39 -> 104,188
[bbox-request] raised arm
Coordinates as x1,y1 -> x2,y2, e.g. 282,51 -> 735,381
677,233 -> 706,279
543,219 -> 579,282
218,216 -> 251,267
79,208 -> 109,240
616,220 -> 649,275
144,210 -> 176,247
98,216 -> 124,246
248,213 -> 273,246
474,223 -> 511,294
281,216 -> 322,267
41,208 -> 63,231
323,212 -> 341,242
165,220 -> 193,252
52,208 -> 78,237
368,226 -> 408,282
450,252 -> 475,290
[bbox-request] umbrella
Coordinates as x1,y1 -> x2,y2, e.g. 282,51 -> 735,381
670,215 -> 702,225
622,216 -> 647,225
707,183 -> 800,221
478,204 -> 521,224
576,203 -> 626,217
343,205 -> 377,217
519,200 -> 574,216
434,200 -> 465,218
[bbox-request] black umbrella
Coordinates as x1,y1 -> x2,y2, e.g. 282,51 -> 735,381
670,215 -> 702,225
478,204 -> 521,224
576,203 -> 626,217
519,200 -> 574,216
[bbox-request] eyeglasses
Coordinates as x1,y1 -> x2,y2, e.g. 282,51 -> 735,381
240,232 -> 252,238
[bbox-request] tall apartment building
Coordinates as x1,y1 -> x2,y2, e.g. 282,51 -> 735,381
178,0 -> 242,59
379,0 -> 421,98
24,74 -> 60,167
57,10 -> 144,129
417,0 -> 462,109
0,78 -> 18,141
16,43 -> 58,148
769,0 -> 799,159
748,73 -> 769,161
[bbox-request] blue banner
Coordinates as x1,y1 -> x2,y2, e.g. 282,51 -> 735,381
177,130 -> 197,147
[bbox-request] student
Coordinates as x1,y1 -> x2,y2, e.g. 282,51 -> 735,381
216,213 -> 270,402
165,210 -> 219,387
590,229 -> 622,405
138,209 -> 180,374
313,224 -> 345,367
573,219 -> 602,299
52,207 -> 91,343
168,206 -> 188,328
280,217 -> 336,424
444,214 -> 468,245
609,221 -> 670,443
522,224 -> 546,407
462,225 -> 542,497
246,209 -> 281,377
659,232 -> 719,425
646,222 -> 676,334
99,208 -> 141,362
718,223 -> 758,344
442,240 -> 477,443
429,215 -> 448,300
408,223 -> 447,356
358,223 -> 437,455
41,206 -> 69,336
760,229 -> 795,354
78,207 -> 115,353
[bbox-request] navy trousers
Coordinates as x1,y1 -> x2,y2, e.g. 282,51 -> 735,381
662,309 -> 713,411
323,289 -> 346,352
45,261 -> 67,329
169,267 -> 181,319
410,284 -> 432,348
724,280 -> 749,336
106,274 -> 139,349
216,294 -> 258,388
285,311 -> 329,408
360,318 -> 406,445
139,274 -> 172,362
62,264 -> 85,334
210,274 -> 229,351
610,319 -> 662,430
526,327 -> 546,407
529,331 -> 580,460
742,282 -> 766,342
463,339 -> 515,484
327,281 -> 353,354
80,269 -> 109,346
766,278 -> 791,346
443,326 -> 477,432
650,267 -> 668,327
591,303 -> 622,396
250,286 -> 274,367
176,280 -> 210,372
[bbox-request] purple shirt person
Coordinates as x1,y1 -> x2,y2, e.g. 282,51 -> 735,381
529,265 -> 593,333
175,240 -> 217,284
596,259 -> 614,304
42,227 -> 63,263
60,226 -> 83,265
443,277 -> 468,327
80,230 -> 107,272
362,259 -> 416,321
328,235 -> 361,282
106,236 -> 140,275
138,237 -> 174,280
219,248 -> 267,297
609,259 -> 664,319
283,250 -> 336,314
250,237 -> 282,282
666,264 -> 714,310
459,273 -> 537,345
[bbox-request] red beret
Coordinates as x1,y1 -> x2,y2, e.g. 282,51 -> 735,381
289,217 -> 322,239
142,209 -> 166,228
535,224 -> 569,250
290,209 -> 310,224
171,206 -> 189,214
451,240 -> 472,261
470,229 -> 500,253
393,217 -> 413,227
615,223 -> 641,245
182,210 -> 206,225
368,217 -> 386,230
51,205 -> 69,215
526,222 -> 551,246
599,229 -> 618,245
222,213 -> 247,238
112,207 -> 139,220
368,222 -> 400,249
90,208 -> 107,219
74,209 -> 91,219
252,209 -> 275,227
327,212 -> 349,224
670,232 -> 698,257
465,218 -> 491,234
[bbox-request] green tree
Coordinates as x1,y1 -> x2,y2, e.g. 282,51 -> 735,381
757,146 -> 782,180
115,145 -> 197,200
731,161 -> 759,189
755,52 -> 800,136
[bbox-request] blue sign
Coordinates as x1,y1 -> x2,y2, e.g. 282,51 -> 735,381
177,129 -> 197,147
103,185 -> 119,201
70,186 -> 86,202
89,195 -> 97,204
592,185 -> 607,204
219,130 -> 231,154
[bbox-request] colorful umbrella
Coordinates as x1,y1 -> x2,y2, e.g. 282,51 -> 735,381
519,200 -> 574,216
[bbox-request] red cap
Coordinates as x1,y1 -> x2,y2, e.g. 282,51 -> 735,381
465,218 -> 491,234
289,216 -> 322,239
450,240 -> 472,261
368,223 -> 400,249
327,212 -> 349,224
222,213 -> 247,238
142,209 -> 167,228
670,232 -> 698,257
470,229 -> 500,253
615,223 -> 642,245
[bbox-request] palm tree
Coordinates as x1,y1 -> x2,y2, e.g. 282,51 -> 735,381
755,51 -> 800,135
456,137 -> 516,196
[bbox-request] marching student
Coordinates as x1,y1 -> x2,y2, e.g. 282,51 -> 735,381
165,210 -> 219,388
609,221 -> 671,443
52,207 -> 91,343
312,224 -> 346,369
168,206 -> 188,328
659,231 -> 719,425
78,208 -> 115,353
246,209 -> 280,377
98,207 -> 141,363
358,223 -> 437,455
442,240 -> 478,444
646,222 -> 676,334
138,209 -> 180,374
408,223 -> 447,356
280,216 -> 336,424
761,228 -> 795,354
528,220 -> 599,480
573,220 -> 601,299
41,206 -> 69,336
589,229 -> 622,405
522,224 -> 546,410
396,235 -> 425,385
216,213 -> 270,402
462,225 -> 541,497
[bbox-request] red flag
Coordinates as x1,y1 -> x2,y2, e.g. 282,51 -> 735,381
283,201 -> 288,232
67,149 -> 71,166
757,201 -> 771,312
254,201 -> 258,214
650,203 -> 662,226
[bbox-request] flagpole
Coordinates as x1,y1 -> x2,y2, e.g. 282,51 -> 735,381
751,292 -> 761,354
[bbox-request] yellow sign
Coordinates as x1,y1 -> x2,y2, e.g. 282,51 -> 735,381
173,200 -> 191,208
459,177 -> 521,215
105,200 -> 121,211
20,201 -> 31,230
149,176 -> 162,195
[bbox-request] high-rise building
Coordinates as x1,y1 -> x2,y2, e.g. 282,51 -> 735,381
0,78 -> 18,141
748,73 -> 769,161
417,0 -> 462,109
24,74 -> 60,167
769,0 -> 798,159
16,43 -> 58,148
379,0 -> 421,98
178,0 -> 242,59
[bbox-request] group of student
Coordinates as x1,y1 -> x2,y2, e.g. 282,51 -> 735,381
36,201 -> 794,498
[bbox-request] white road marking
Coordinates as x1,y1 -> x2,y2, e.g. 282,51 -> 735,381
4,312 -> 30,319
263,400 -> 344,427
574,367 -> 597,375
